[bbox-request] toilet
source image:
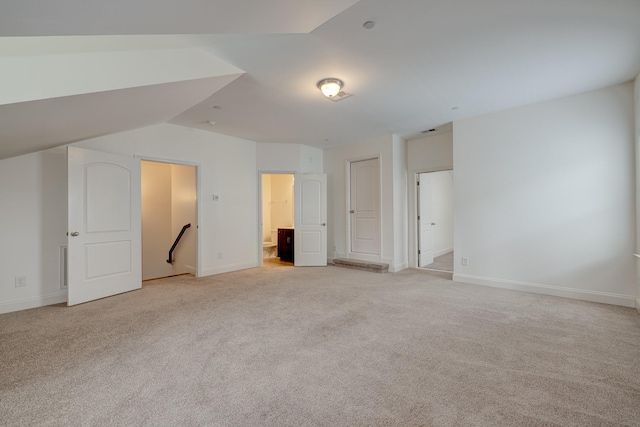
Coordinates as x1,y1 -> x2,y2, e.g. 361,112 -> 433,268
262,229 -> 278,258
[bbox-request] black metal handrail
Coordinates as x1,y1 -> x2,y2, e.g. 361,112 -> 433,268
167,223 -> 191,264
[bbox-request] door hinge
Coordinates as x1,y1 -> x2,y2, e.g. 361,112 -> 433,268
418,250 -> 421,254
417,181 -> 420,185
417,215 -> 420,220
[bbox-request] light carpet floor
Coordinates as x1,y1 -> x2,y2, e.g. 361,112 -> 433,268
1,264 -> 639,426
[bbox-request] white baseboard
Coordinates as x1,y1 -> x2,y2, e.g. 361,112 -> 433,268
433,247 -> 453,258
0,291 -> 68,315
453,273 -> 636,308
184,264 -> 196,275
390,262 -> 409,273
199,262 -> 258,277
635,297 -> 640,315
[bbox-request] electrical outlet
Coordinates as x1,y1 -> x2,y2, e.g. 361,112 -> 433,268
461,257 -> 469,266
218,252 -> 223,259
14,276 -> 26,287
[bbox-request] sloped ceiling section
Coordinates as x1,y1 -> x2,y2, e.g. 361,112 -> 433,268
0,35 -> 244,159
0,36 -> 244,106
0,76 -> 238,160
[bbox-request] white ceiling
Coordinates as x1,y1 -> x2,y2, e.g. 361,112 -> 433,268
0,0 -> 359,35
1,0 -> 640,158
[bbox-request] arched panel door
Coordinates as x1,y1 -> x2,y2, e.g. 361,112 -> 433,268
67,147 -> 141,305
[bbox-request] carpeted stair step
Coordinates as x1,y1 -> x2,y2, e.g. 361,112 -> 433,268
332,258 -> 389,273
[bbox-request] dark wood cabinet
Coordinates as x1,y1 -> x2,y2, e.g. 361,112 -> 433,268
277,228 -> 294,262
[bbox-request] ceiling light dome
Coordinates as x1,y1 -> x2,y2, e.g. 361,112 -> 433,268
317,78 -> 343,98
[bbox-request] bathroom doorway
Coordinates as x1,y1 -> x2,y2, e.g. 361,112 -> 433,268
260,173 -> 295,266
141,160 -> 198,280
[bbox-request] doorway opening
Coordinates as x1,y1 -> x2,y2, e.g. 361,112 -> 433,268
417,170 -> 453,272
141,160 -> 198,281
261,173 -> 295,266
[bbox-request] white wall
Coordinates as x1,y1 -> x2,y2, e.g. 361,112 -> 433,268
392,135 -> 409,271
324,134 -> 408,271
454,82 -> 636,307
299,144 -> 324,173
0,148 -> 68,313
407,132 -> 454,173
407,132 -> 454,267
257,143 -> 323,173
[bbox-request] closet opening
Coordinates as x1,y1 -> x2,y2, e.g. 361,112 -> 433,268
141,160 -> 198,281
417,170 -> 453,273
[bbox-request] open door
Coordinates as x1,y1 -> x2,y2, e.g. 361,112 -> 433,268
418,176 -> 434,267
294,173 -> 327,266
67,147 -> 142,306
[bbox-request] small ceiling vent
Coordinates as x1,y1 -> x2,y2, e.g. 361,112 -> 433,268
327,91 -> 353,102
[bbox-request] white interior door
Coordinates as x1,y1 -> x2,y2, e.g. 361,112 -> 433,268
67,147 -> 141,306
294,173 -> 327,266
350,158 -> 380,256
418,175 -> 434,267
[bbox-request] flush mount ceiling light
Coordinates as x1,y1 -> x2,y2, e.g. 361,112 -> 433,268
317,78 -> 344,98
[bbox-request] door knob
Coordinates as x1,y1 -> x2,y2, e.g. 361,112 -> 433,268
349,210 -> 355,213
70,231 -> 79,237
431,223 -> 436,226
321,223 -> 326,226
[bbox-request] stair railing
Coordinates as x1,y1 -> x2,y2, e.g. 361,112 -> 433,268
167,223 -> 191,264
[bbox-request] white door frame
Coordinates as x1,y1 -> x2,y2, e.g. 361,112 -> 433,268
258,170 -> 296,267
408,168 -> 453,269
137,156 -> 202,277
345,155 -> 382,263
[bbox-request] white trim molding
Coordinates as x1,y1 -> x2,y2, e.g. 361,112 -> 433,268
0,291 -> 68,315
200,262 -> 257,277
635,297 -> 640,315
184,264 -> 196,275
453,273 -> 636,308
390,262 -> 409,273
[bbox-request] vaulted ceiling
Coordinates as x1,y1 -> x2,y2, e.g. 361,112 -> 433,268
1,0 -> 640,159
